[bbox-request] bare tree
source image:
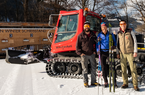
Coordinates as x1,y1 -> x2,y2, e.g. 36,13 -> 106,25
76,0 -> 90,10
91,0 -> 105,13
14,0 -> 20,21
58,0 -> 77,11
128,0 -> 145,23
4,0 -> 8,22
91,0 -> 116,14
136,24 -> 145,32
120,0 -> 129,24
75,0 -> 123,16
108,0 -> 122,17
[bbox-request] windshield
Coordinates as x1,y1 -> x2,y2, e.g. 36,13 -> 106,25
55,14 -> 78,43
86,15 -> 101,32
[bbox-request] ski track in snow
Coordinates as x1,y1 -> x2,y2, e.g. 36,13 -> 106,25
0,59 -> 145,95
31,62 -> 63,95
0,65 -> 20,95
13,65 -> 34,95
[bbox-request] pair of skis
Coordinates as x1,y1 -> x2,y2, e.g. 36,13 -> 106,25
97,38 -> 103,95
108,23 -> 115,92
97,23 -> 115,93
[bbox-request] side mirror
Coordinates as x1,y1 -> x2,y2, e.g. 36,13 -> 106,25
49,15 -> 53,26
48,14 -> 59,27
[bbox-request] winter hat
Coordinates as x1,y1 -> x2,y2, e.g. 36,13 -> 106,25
101,22 -> 106,27
84,21 -> 90,25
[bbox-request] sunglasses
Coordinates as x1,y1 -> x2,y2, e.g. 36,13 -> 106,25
84,25 -> 90,28
120,23 -> 126,25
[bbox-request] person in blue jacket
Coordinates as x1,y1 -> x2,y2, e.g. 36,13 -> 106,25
96,22 -> 117,87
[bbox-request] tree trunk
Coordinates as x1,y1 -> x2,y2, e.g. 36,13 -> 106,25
82,0 -> 85,10
15,0 -> 19,21
23,0 -> 28,22
92,0 -> 96,11
4,0 -> 8,22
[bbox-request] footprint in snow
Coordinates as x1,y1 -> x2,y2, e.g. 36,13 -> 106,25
58,84 -> 64,88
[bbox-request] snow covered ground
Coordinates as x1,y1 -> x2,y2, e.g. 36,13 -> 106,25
0,59 -> 145,95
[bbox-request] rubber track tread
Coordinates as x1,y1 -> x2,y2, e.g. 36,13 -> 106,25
45,57 -> 83,79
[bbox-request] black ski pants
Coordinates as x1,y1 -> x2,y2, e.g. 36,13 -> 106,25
100,51 -> 117,83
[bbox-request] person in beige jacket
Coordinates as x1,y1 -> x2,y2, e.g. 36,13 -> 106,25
116,20 -> 139,91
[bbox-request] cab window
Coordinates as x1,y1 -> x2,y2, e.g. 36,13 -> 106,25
86,15 -> 101,32
55,14 -> 78,43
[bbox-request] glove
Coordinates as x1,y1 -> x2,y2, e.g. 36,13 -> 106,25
117,54 -> 120,59
98,37 -> 102,42
97,51 -> 100,55
111,46 -> 116,50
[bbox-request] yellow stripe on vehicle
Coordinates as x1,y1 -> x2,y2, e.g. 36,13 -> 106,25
138,47 -> 145,50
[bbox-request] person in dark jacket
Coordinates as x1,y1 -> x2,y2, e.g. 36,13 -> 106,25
76,21 -> 99,88
96,22 -> 118,87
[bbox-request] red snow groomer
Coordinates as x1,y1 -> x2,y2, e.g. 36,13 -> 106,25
46,8 -> 105,78
46,8 -> 145,82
